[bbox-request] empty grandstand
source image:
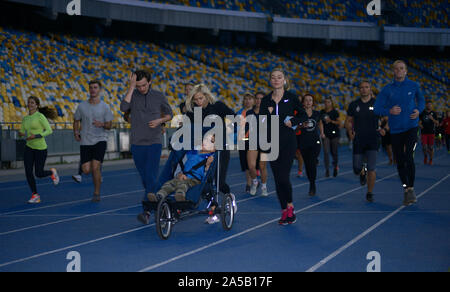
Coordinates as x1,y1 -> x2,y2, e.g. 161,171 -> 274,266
0,0 -> 448,130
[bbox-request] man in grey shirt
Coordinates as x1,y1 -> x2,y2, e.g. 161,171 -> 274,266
74,80 -> 114,202
120,70 -> 173,224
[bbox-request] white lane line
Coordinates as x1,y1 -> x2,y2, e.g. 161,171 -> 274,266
0,156 -> 369,223
0,171 -> 396,270
306,173 -> 450,272
0,162 -> 358,235
0,189 -> 143,216
0,171 -> 139,191
138,172 -> 398,272
0,225 -> 152,269
0,204 -> 141,236
0,165 -> 355,235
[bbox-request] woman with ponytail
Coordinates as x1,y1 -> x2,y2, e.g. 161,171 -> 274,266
259,68 -> 307,225
19,96 -> 60,203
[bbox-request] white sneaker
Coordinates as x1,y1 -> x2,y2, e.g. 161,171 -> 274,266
205,215 -> 220,224
50,168 -> 59,186
28,193 -> 41,204
72,174 -> 82,183
249,181 -> 258,196
261,186 -> 268,197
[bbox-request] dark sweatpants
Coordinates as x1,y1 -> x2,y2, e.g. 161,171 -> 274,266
323,136 -> 339,170
391,127 -> 418,189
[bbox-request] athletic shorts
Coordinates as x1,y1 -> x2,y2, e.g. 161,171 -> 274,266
80,141 -> 107,164
421,134 -> 435,146
353,136 -> 379,155
353,150 -> 377,172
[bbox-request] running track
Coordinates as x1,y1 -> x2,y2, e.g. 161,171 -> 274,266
0,146 -> 449,272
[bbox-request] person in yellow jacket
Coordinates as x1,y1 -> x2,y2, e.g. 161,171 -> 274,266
19,96 -> 59,203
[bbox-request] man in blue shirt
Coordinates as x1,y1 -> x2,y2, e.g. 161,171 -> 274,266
374,60 -> 425,206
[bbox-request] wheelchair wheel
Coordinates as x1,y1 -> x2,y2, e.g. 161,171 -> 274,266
220,193 -> 234,231
156,198 -> 173,240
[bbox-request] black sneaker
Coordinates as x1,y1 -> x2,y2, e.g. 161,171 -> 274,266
286,213 -> 296,224
137,211 -> 151,225
366,192 -> 374,203
92,194 -> 101,203
333,167 -> 339,177
360,167 -> 367,186
308,182 -> 316,197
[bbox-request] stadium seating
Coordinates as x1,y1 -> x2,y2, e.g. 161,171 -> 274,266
0,27 -> 266,129
166,42 -> 448,113
141,0 -> 447,28
389,0 -> 449,28
0,26 -> 448,130
140,0 -> 266,13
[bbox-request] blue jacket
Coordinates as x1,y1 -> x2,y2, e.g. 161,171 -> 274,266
183,150 -> 214,181
374,77 -> 425,134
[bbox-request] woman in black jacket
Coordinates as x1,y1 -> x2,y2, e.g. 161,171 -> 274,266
259,68 -> 307,225
185,84 -> 237,222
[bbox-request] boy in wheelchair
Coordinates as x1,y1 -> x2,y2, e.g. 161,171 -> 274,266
147,134 -> 215,203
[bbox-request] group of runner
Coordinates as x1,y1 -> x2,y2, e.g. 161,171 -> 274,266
19,59 -> 437,226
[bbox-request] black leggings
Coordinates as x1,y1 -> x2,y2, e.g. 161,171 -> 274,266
217,150 -> 231,194
301,144 -> 321,184
24,146 -> 53,194
391,127 -> 418,189
270,143 -> 296,210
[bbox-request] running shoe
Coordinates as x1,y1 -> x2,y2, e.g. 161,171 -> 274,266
404,188 -> 417,206
205,214 -> 220,224
286,206 -> 297,224
28,193 -> 41,204
308,182 -> 316,197
333,166 -> 339,177
72,174 -> 82,183
297,171 -> 303,177
50,168 -> 59,186
174,193 -> 186,202
249,181 -> 258,196
360,167 -> 367,186
325,169 -> 330,177
278,209 -> 288,225
137,211 -> 151,225
147,193 -> 159,202
261,186 -> 268,197
92,194 -> 101,202
408,188 -> 417,204
366,192 -> 374,203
